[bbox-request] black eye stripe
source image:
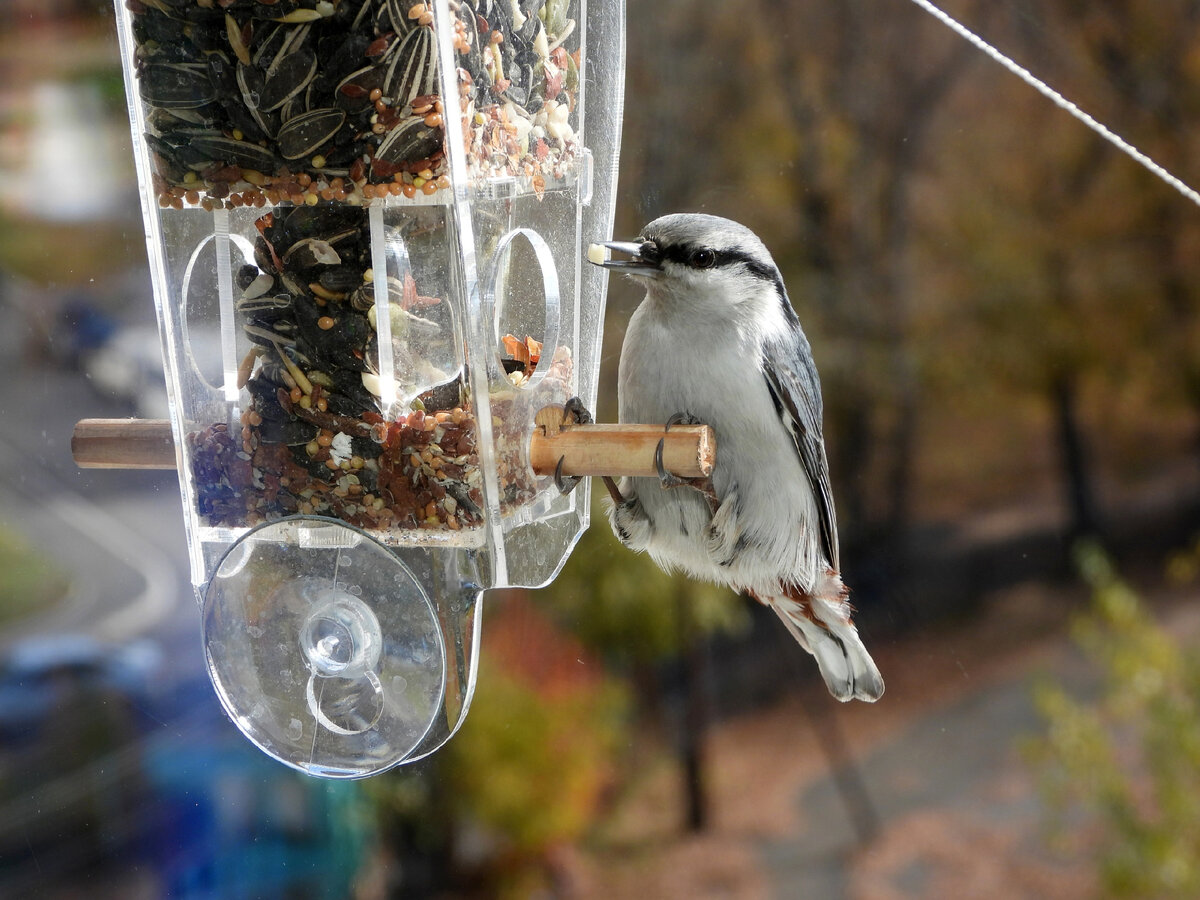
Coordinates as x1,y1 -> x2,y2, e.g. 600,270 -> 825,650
656,243 -> 777,281
645,236 -> 795,318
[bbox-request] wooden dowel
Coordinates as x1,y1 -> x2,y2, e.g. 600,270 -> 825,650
527,424 -> 713,478
72,416 -> 716,479
72,419 -> 177,469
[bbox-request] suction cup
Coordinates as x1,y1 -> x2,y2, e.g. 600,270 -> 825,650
202,516 -> 445,777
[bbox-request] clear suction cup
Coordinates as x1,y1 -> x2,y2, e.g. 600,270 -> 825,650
202,516 -> 446,778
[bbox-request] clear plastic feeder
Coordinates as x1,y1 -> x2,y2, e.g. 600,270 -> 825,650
114,0 -> 625,776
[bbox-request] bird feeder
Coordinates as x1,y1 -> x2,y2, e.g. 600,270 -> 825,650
92,0 -> 642,778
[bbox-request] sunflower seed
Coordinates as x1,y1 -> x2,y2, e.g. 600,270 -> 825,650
385,0 -> 422,36
259,48 -> 318,112
276,107 -> 346,160
375,116 -> 443,166
140,63 -> 217,109
189,134 -> 279,170
383,26 -> 438,107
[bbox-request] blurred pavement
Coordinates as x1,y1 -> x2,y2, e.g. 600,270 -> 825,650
0,292 -> 192,652
576,579 -> 1147,899
764,627 -> 1097,898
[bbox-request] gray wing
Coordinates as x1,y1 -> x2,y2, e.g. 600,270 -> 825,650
761,327 -> 840,572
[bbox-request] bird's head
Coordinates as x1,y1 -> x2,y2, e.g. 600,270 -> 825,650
590,213 -> 793,325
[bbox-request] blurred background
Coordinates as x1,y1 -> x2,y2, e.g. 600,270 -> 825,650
4,0 -> 1200,896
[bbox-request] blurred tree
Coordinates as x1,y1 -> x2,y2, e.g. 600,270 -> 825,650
614,0 -> 987,610
743,0 -> 981,557
440,594 -> 628,897
541,485 -> 747,832
363,594 -> 628,897
1066,1 -> 1200,473
1027,542 -> 1200,897
1019,0 -> 1200,536
922,1 -> 1200,541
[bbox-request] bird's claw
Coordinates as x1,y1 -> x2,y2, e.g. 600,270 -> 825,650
657,414 -> 718,511
655,437 -> 718,511
563,396 -> 593,426
602,476 -> 628,505
553,397 -> 628,505
664,411 -> 701,432
654,437 -> 690,489
657,411 -> 703,487
554,455 -> 581,495
554,397 -> 594,495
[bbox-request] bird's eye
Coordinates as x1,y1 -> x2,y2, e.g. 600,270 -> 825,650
690,249 -> 716,269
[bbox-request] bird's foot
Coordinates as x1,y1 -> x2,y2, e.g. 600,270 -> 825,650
608,493 -> 651,550
665,411 -> 702,430
655,413 -> 718,512
554,398 -> 626,503
563,396 -> 594,426
553,397 -> 593,495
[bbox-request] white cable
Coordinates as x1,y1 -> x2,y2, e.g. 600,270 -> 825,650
907,0 -> 1200,210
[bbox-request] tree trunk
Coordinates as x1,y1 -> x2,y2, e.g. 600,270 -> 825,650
677,594 -> 710,833
1050,372 -> 1100,541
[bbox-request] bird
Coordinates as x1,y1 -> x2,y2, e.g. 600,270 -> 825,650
587,212 -> 884,702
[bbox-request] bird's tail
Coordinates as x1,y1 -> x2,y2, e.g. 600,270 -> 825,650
758,572 -> 884,703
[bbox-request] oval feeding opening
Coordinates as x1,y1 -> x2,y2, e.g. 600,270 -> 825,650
488,228 -> 561,390
181,233 -> 226,391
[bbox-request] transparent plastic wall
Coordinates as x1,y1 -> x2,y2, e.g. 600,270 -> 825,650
114,0 -> 624,776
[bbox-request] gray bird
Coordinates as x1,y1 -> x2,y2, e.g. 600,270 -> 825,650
590,213 -> 883,702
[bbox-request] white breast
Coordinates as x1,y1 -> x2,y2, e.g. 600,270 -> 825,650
616,297 -> 825,595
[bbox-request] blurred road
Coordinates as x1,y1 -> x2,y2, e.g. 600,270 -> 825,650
0,295 -> 224,896
573,580 -> 1121,899
0,299 -> 391,900
763,640 -> 1096,898
0,308 -> 194,654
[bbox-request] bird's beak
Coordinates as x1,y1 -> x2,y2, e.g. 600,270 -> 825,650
588,240 -> 663,278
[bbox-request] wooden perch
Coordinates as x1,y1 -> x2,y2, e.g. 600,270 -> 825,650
72,410 -> 715,479
72,418 -> 178,469
529,404 -> 713,479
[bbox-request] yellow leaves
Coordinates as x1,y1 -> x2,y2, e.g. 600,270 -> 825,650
444,658 -> 627,855
1027,545 -> 1200,896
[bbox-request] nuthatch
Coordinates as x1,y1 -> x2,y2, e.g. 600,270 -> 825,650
589,213 -> 883,702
